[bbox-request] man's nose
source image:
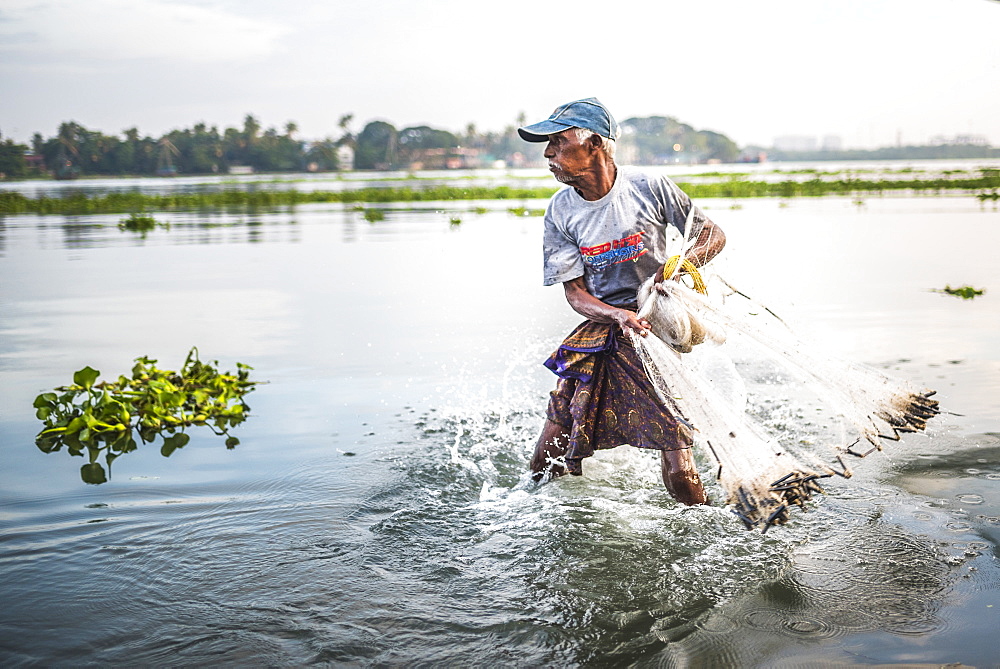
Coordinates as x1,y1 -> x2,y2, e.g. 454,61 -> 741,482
543,141 -> 555,157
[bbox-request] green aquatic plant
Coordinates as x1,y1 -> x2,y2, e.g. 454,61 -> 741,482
696,171 -> 752,178
0,185 -> 561,215
118,212 -> 167,233
33,348 -> 258,484
362,208 -> 385,222
507,206 -> 546,217
933,285 -> 985,300
3,171 -> 1000,216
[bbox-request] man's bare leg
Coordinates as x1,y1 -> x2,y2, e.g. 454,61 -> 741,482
530,419 -> 570,480
661,448 -> 708,505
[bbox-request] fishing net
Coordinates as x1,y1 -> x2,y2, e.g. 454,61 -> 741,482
631,224 -> 938,530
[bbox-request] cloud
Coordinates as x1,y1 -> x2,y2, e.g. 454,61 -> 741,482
0,0 -> 289,62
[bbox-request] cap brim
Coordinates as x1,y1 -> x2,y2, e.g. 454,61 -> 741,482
517,119 -> 572,142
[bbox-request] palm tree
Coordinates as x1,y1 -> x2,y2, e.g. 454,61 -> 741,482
243,114 -> 261,145
337,114 -> 355,148
157,137 -> 179,176
54,122 -> 82,178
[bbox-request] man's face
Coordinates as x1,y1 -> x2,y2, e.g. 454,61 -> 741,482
543,129 -> 594,185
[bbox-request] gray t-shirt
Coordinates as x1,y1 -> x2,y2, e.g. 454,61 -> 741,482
542,166 -> 708,306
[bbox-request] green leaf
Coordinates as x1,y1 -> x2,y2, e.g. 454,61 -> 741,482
160,432 -> 190,457
33,393 -> 58,409
36,434 -> 63,453
225,436 -> 240,449
73,366 -> 101,389
65,416 -> 86,434
81,463 -> 107,484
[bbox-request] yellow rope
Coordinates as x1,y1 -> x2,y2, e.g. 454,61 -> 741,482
662,255 -> 708,294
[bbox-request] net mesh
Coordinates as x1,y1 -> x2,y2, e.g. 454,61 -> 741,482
631,258 -> 938,530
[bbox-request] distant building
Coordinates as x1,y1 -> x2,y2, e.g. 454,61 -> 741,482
737,150 -> 768,164
24,152 -> 46,173
930,134 -> 990,147
821,135 -> 843,151
773,135 -> 818,152
406,147 -> 482,170
337,144 -> 354,170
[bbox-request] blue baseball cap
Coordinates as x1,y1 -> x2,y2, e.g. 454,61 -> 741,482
518,97 -> 620,143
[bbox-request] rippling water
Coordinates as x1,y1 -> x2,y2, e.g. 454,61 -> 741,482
1,169 -> 999,666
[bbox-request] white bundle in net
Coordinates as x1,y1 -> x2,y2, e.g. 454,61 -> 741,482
636,280 -> 726,353
631,273 -> 939,530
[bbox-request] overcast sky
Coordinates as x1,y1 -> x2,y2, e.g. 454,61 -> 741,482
1,0 -> 998,149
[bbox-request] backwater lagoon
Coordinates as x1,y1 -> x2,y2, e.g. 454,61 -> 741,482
1,161 -> 999,666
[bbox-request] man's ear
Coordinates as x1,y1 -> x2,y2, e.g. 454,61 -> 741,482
586,133 -> 604,151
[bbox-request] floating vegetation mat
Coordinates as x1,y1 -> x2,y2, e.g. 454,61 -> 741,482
33,348 -> 258,483
932,284 -> 986,300
1,169 -> 997,215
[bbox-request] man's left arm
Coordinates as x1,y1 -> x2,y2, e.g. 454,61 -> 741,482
652,176 -> 726,279
653,217 -> 726,284
685,218 -> 726,268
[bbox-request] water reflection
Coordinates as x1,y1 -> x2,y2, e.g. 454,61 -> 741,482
1,205 -> 520,252
892,436 -> 1000,553
28,210 -> 305,248
35,417 -> 250,485
659,520 -> 960,666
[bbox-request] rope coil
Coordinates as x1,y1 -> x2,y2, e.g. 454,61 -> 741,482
662,255 -> 708,294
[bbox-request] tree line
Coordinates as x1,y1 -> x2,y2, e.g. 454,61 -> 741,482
0,112 -> 744,179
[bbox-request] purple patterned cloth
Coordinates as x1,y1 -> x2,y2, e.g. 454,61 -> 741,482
544,320 -> 693,475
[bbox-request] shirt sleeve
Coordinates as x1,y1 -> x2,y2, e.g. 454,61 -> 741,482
656,175 -> 708,244
542,201 -> 585,286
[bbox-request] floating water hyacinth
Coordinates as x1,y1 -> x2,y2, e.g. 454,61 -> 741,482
118,212 -> 166,232
33,347 -> 259,484
932,284 -> 985,300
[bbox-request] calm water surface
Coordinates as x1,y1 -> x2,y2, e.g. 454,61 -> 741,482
1,168 -> 999,666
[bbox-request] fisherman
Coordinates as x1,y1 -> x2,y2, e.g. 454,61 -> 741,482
520,97 -> 726,505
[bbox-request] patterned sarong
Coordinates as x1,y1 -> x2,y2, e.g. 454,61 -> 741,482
544,319 -> 693,475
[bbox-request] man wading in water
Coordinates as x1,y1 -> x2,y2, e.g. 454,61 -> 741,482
521,98 -> 726,505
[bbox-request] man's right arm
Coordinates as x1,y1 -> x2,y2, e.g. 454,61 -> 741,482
563,277 -> 651,336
